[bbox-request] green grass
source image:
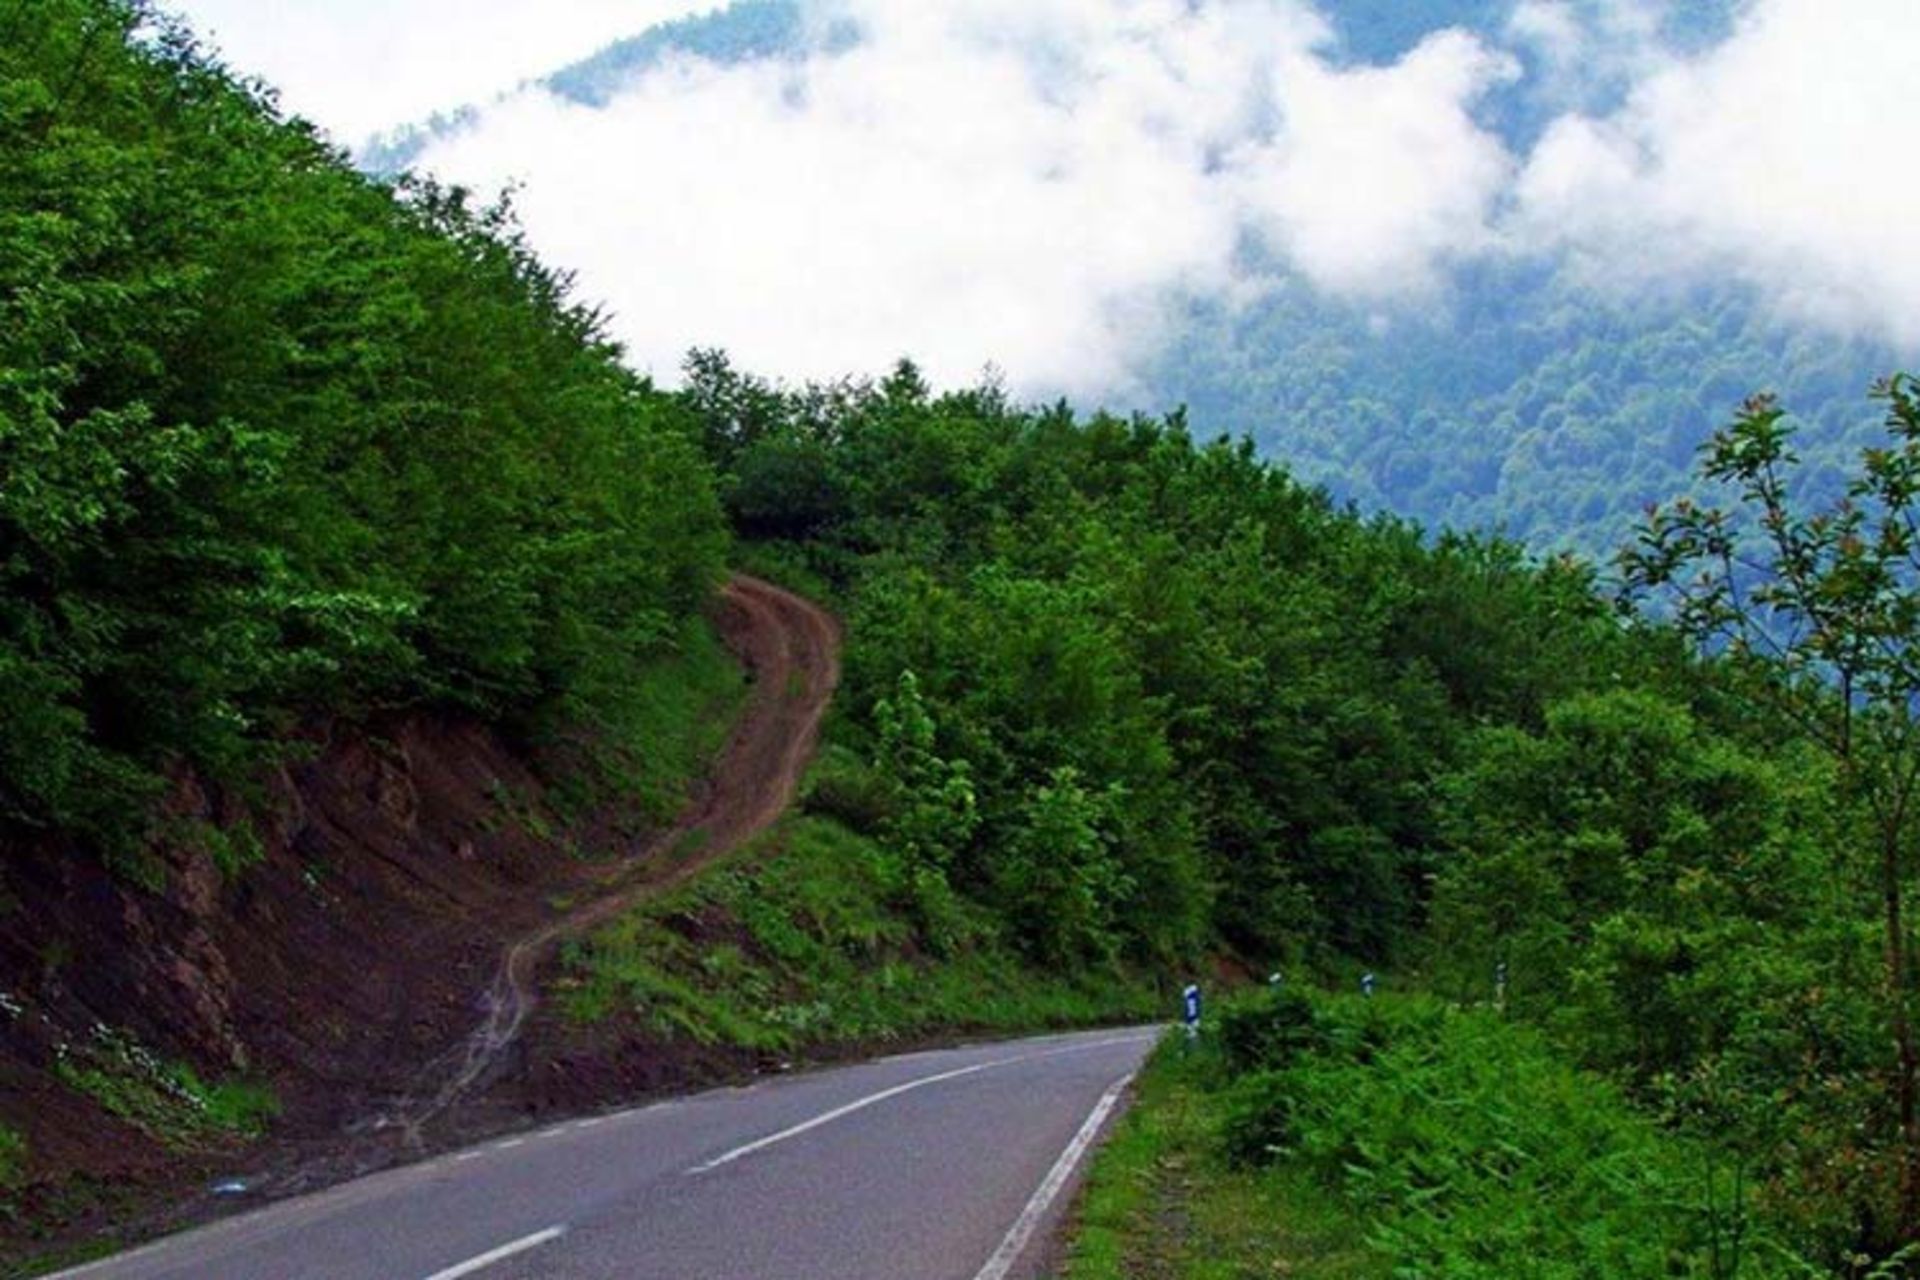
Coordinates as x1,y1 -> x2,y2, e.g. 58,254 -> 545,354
51,1025 -> 278,1152
555,813 -> 1162,1052
543,614 -> 748,829
1062,1037 -> 1388,1280
0,1126 -> 23,1192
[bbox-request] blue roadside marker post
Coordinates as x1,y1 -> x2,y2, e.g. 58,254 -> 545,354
1182,982 -> 1202,1042
1361,971 -> 1376,999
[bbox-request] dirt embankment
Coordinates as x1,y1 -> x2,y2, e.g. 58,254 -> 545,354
0,574 -> 838,1247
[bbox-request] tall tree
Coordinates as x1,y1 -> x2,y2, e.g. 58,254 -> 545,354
1624,375 -> 1920,1241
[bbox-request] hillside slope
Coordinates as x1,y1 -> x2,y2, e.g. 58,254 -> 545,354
0,576 -> 836,1263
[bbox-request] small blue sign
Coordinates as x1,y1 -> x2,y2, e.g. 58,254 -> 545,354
1182,983 -> 1202,1026
1360,972 -> 1376,999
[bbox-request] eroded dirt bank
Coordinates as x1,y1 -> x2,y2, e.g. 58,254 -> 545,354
0,575 -> 839,1262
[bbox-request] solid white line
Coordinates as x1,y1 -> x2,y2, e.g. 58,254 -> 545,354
420,1225 -> 567,1280
971,1072 -> 1135,1280
686,1033 -> 1154,1175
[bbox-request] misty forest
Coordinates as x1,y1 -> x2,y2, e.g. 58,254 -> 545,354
5,1 -> 1920,1278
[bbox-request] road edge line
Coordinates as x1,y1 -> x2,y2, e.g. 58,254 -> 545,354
971,1071 -> 1135,1280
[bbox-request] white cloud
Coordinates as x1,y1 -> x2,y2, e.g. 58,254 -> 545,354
165,0 -> 708,142
170,0 -> 1920,398
416,0 -> 1516,395
1236,29 -> 1517,297
1512,0 -> 1920,345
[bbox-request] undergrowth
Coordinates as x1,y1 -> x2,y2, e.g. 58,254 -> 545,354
1066,989 -> 1838,1279
541,614 -> 746,829
555,812 -> 1162,1052
0,1127 -> 22,1191
1062,1034 -> 1387,1280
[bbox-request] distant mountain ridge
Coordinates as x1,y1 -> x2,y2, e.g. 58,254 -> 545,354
360,1 -> 820,175
355,0 -> 1908,560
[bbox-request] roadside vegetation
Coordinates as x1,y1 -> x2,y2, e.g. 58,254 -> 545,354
557,811 -> 1162,1053
13,2 -> 1920,1272
51,1025 -> 277,1150
1068,988 -> 1832,1279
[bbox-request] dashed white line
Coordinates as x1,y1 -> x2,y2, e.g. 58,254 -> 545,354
972,1072 -> 1135,1280
420,1225 -> 566,1280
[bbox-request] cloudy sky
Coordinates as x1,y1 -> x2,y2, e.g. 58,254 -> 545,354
167,0 -> 1919,396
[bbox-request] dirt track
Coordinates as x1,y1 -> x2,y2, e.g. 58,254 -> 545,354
388,574 -> 842,1138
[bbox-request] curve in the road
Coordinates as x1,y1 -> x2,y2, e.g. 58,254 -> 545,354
389,574 -> 842,1138
56,1026 -> 1161,1280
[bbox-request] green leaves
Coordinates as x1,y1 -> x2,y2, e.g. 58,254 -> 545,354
0,1 -> 727,847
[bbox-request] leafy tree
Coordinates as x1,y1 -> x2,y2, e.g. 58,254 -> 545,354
1625,375 -> 1920,1244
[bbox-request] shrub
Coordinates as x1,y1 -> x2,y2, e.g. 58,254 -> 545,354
1216,986 -> 1328,1075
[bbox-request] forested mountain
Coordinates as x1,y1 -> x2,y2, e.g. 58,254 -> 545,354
358,1 -> 848,176
355,0 -> 1908,558
1157,267 -> 1901,551
10,1 -> 1920,1273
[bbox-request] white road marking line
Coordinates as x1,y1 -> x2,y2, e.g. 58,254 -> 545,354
420,1225 -> 567,1280
686,1032 -> 1155,1175
454,1151 -> 483,1163
686,1056 -> 1021,1174
972,1071 -> 1135,1280
495,1138 -> 524,1150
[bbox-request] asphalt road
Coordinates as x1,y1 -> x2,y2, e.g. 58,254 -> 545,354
54,1026 -> 1160,1280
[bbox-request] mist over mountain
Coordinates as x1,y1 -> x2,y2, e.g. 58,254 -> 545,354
323,0 -> 1918,554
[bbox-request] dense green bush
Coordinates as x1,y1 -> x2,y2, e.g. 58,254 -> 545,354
1207,991 -> 1815,1277
1216,986 -> 1328,1076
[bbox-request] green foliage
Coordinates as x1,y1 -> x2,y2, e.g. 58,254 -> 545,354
556,814 -> 1160,1052
540,615 -> 747,828
1215,986 -> 1328,1076
873,670 -> 977,873
1191,991 -> 1817,1278
1062,1033 -> 1390,1280
691,352 -> 1645,974
0,1126 -> 23,1191
0,1 -> 727,851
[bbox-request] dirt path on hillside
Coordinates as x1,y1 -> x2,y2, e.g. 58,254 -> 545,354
384,574 -> 841,1141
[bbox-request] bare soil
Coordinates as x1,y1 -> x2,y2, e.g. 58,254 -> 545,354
0,574 -> 839,1267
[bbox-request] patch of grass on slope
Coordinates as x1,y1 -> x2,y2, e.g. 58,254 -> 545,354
555,812 -> 1162,1053
52,1025 -> 277,1152
0,1126 -> 22,1191
544,614 -> 748,828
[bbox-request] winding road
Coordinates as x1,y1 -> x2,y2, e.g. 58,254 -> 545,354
54,1026 -> 1158,1280
45,576 -> 1160,1279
